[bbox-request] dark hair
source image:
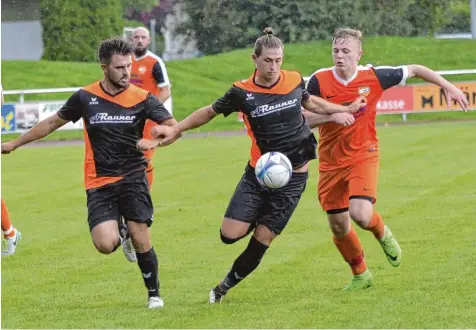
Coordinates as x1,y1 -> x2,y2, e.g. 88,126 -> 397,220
97,37 -> 134,64
254,27 -> 284,57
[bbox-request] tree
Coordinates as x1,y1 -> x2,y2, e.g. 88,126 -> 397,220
177,0 -> 458,56
41,0 -> 123,62
121,0 -> 159,14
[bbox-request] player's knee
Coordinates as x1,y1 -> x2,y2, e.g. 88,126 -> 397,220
93,239 -> 118,254
327,211 -> 351,236
349,207 -> 372,227
219,229 -> 243,244
329,220 -> 348,236
253,225 -> 276,246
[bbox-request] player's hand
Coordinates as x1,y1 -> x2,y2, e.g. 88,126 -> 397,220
136,138 -> 160,151
443,84 -> 469,112
331,113 -> 355,126
151,125 -> 182,147
347,96 -> 367,113
1,142 -> 17,154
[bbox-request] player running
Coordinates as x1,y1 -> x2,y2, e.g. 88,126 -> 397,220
305,27 -> 469,290
130,27 -> 172,189
142,28 -> 364,303
1,84 -> 22,256
1,38 -> 178,308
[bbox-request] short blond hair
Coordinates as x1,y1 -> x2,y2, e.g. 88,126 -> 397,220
333,28 -> 363,44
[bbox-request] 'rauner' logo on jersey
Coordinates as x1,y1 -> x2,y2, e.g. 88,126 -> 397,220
89,113 -> 136,124
358,86 -> 370,97
250,99 -> 298,118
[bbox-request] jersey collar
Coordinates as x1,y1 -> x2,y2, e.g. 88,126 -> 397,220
133,50 -> 150,61
252,69 -> 281,89
332,66 -> 358,86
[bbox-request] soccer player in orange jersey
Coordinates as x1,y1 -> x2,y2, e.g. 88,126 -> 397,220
305,28 -> 469,290
1,84 -> 22,256
130,27 -> 172,190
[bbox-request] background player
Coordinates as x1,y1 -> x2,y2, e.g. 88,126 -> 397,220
1,38 -> 178,308
1,83 -> 22,256
144,28 -> 365,303
306,27 -> 469,290
130,27 -> 172,189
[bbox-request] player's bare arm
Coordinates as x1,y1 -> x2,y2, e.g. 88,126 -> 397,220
136,118 -> 179,151
157,86 -> 171,104
1,114 -> 69,154
302,109 -> 355,129
158,105 -> 218,146
407,65 -> 469,111
303,95 -> 366,114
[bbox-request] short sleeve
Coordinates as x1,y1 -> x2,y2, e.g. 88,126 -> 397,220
146,95 -> 173,124
212,87 -> 241,117
57,91 -> 82,123
374,66 -> 408,90
300,77 -> 310,103
152,59 -> 170,87
306,75 -> 321,97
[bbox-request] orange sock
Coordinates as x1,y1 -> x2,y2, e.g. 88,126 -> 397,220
1,199 -> 16,238
366,211 -> 385,239
333,227 -> 367,275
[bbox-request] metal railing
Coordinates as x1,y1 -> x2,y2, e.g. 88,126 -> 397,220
3,69 -> 476,104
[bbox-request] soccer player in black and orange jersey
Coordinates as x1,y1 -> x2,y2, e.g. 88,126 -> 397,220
145,28 -> 365,303
1,38 -> 178,309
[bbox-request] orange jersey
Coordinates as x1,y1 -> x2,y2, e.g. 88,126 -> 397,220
131,51 -> 170,96
131,51 -> 172,168
307,65 -> 408,171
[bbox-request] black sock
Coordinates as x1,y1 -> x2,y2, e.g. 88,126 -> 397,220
136,247 -> 160,298
218,236 -> 269,293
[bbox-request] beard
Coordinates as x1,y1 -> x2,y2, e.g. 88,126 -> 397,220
108,73 -> 129,90
134,47 -> 147,57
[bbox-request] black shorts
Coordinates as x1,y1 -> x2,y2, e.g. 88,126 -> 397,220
86,170 -> 153,231
224,164 -> 308,235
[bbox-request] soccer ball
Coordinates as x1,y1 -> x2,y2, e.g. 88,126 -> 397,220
255,151 -> 292,189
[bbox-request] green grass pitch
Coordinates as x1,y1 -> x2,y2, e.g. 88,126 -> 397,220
1,122 -> 475,328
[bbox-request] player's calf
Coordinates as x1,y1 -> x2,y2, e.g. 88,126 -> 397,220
210,232 -> 270,304
128,221 -> 162,307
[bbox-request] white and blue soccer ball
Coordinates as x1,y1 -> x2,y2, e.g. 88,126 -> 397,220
255,151 -> 292,189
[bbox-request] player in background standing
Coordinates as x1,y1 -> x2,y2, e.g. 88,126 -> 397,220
130,27 -> 172,190
1,83 -> 22,256
305,28 -> 469,290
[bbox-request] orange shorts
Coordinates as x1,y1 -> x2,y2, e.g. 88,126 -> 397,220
318,158 -> 379,212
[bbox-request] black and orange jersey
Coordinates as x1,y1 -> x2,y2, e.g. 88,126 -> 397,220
57,81 -> 172,189
306,64 -> 407,170
213,70 -> 317,169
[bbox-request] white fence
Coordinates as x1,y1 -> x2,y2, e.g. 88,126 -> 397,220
2,69 -> 475,134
